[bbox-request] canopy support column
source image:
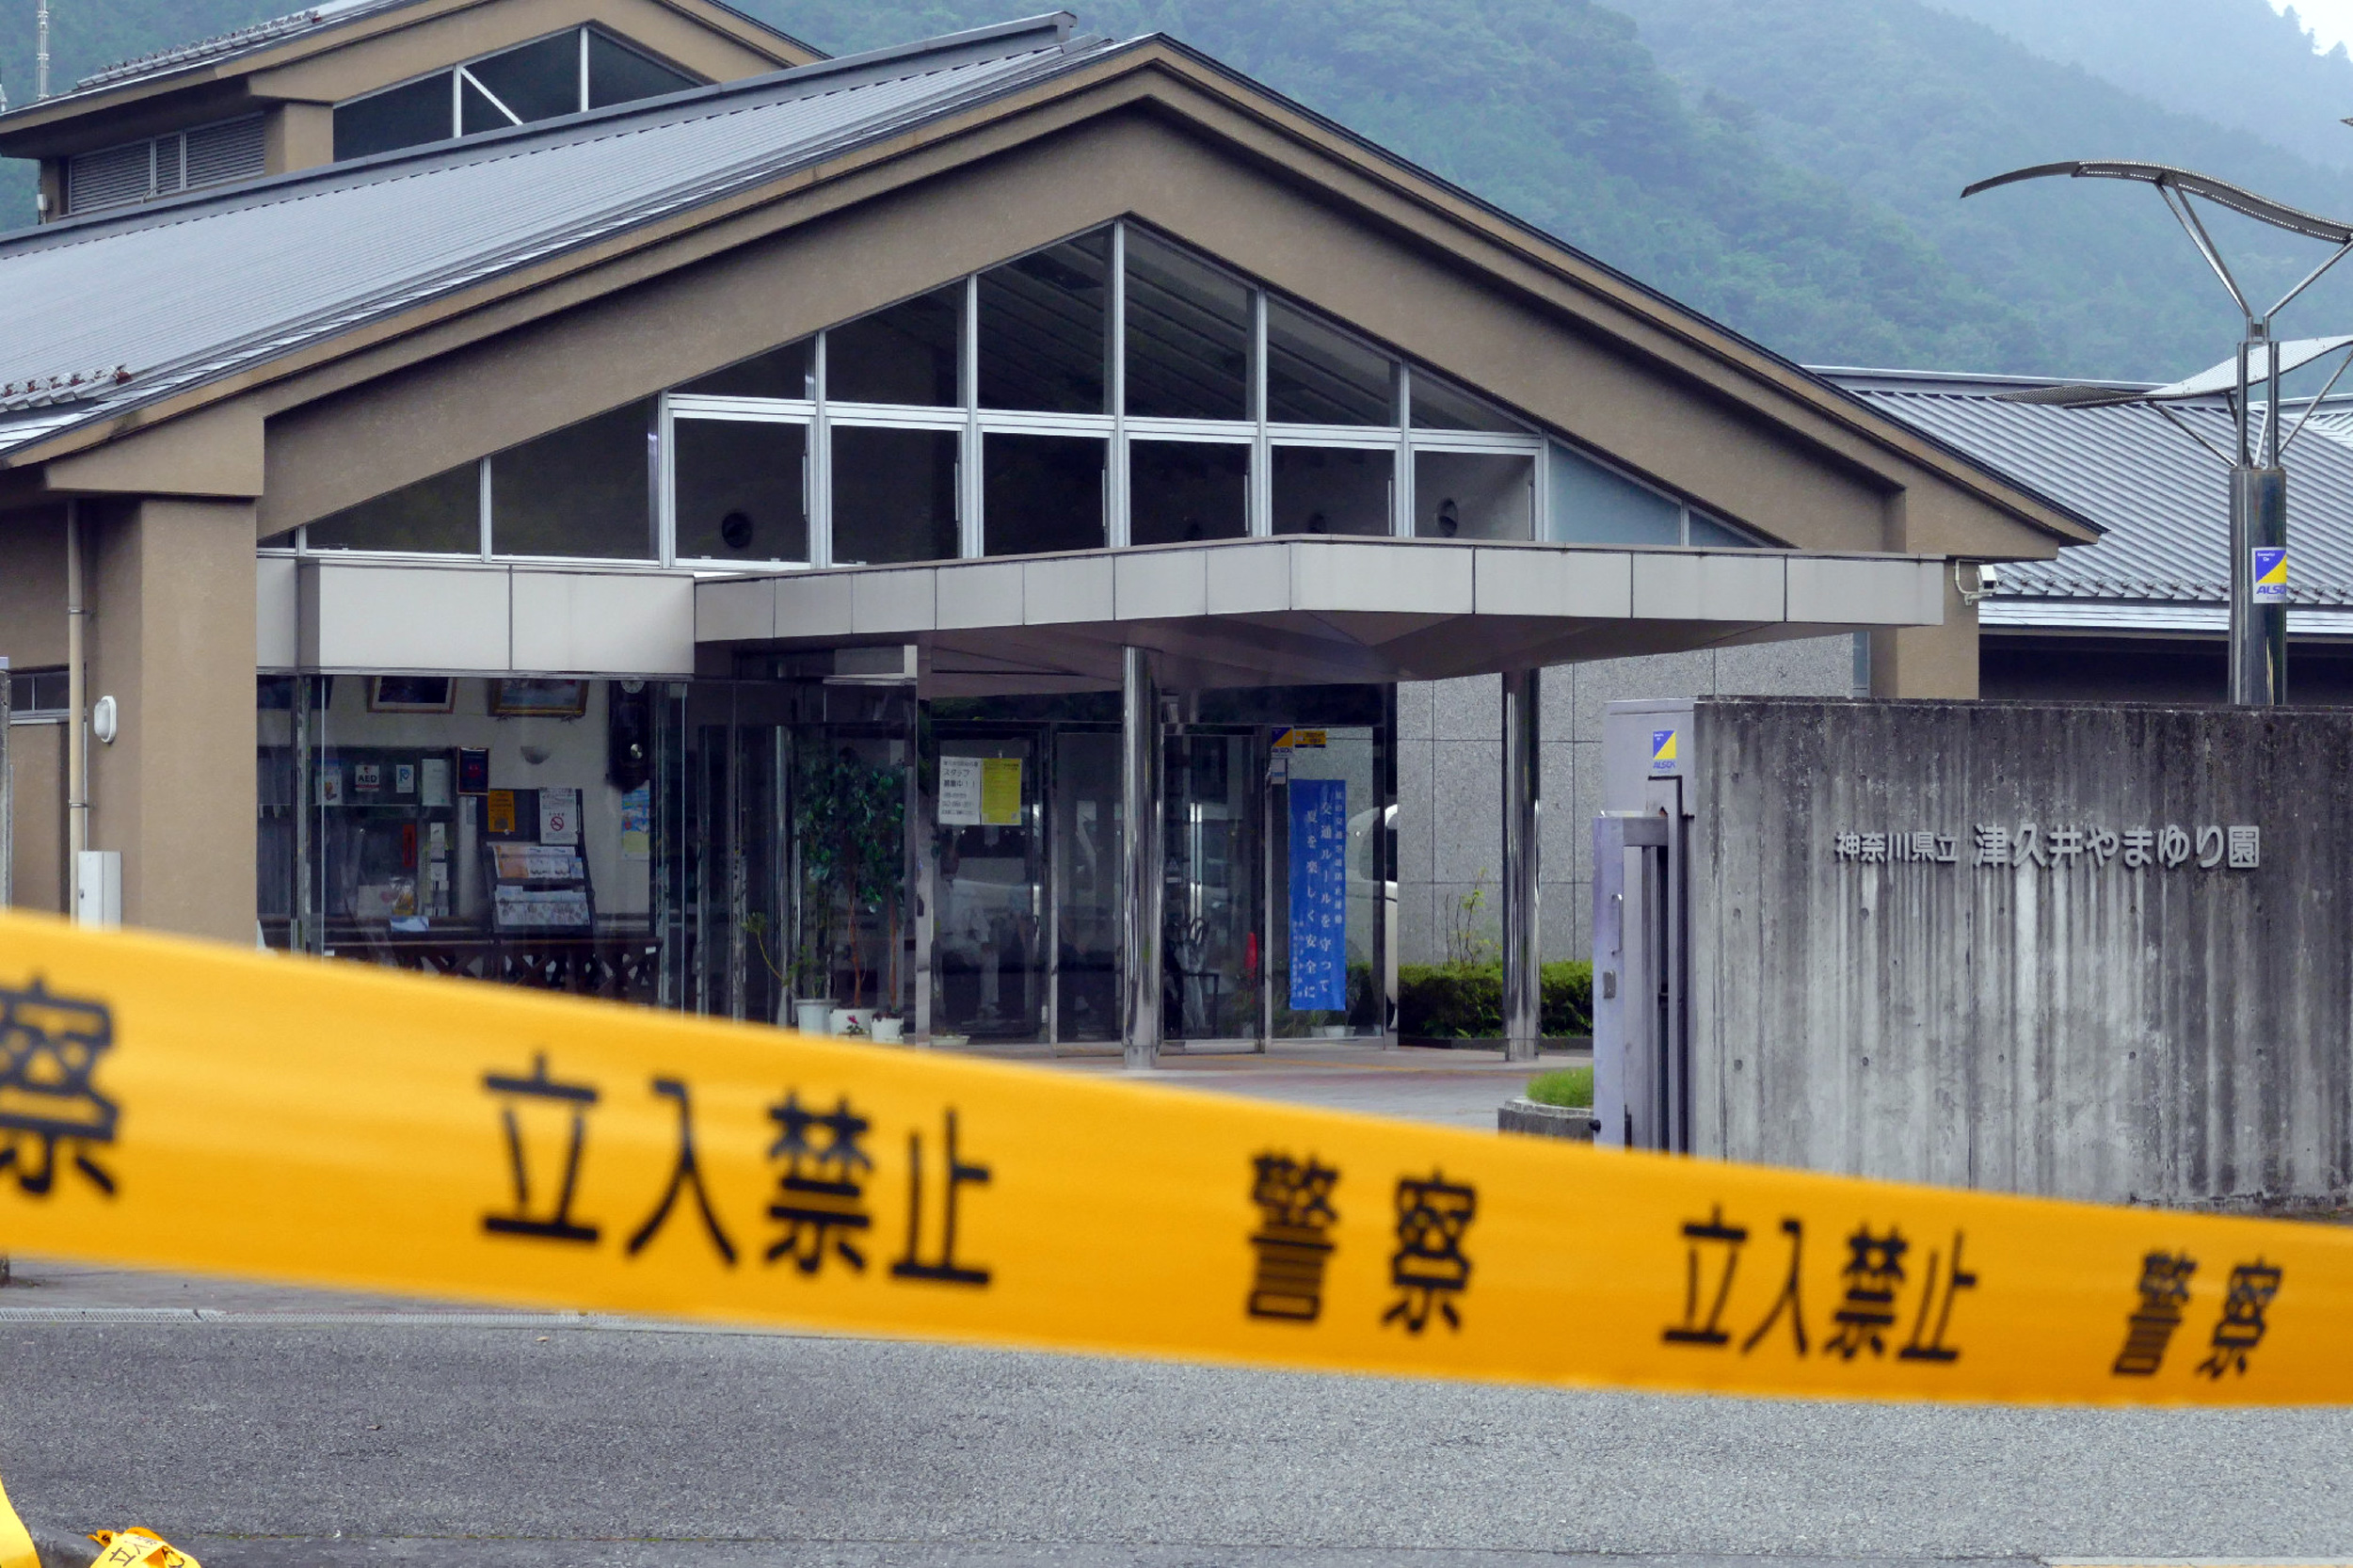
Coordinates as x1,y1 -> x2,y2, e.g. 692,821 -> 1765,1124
1121,647 -> 1163,1069
1501,666 -> 1543,1064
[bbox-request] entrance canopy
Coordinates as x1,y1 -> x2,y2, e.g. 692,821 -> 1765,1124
698,536 -> 1944,694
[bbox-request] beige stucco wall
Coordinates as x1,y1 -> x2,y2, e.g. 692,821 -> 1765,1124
7,719 -> 68,914
85,497 -> 258,941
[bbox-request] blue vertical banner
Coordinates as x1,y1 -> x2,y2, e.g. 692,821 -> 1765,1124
1288,777 -> 1349,1012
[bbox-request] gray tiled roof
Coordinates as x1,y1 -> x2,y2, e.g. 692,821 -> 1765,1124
39,0 -> 813,106
1825,370 -> 2353,609
0,20 -> 1109,461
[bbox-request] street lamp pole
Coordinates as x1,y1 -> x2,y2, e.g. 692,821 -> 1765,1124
1965,160 -> 2353,706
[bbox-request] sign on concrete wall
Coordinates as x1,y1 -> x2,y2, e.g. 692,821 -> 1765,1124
1683,698 -> 2353,1208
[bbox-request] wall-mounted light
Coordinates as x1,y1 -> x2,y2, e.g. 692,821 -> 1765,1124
91,694 -> 118,744
1954,561 -> 2000,607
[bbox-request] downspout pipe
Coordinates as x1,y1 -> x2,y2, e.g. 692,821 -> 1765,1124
66,501 -> 87,860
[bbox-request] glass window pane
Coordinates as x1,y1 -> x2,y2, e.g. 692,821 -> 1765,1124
827,288 -> 961,408
1414,450 -> 1533,540
1546,442 -> 1681,546
491,400 -> 654,558
678,339 -> 811,400
309,462 -> 479,552
832,425 -> 958,565
984,433 -> 1104,555
1412,372 -> 1524,432
1687,511 -> 1763,549
587,30 -> 698,109
979,232 -> 1109,414
1266,300 -> 1393,425
458,72 -> 519,136
334,74 -> 452,160
467,32 -> 583,124
1272,445 -> 1392,536
674,419 -> 807,562
1125,230 -> 1250,420
1129,440 -> 1246,545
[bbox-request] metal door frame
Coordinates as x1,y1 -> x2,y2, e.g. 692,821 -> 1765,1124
1593,786 -> 1689,1152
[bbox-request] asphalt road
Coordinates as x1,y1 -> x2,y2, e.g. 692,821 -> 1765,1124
4,1311 -> 2349,1568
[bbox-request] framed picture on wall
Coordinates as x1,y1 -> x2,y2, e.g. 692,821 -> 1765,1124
489,679 -> 588,718
369,675 -> 455,713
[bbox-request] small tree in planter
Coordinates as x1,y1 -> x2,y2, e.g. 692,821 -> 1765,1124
792,746 -> 907,1030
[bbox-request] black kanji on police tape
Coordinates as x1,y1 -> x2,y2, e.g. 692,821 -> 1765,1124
1664,1209 -> 1975,1365
628,1077 -> 737,1264
2113,1251 -> 2197,1376
482,1053 -> 600,1242
0,978 -> 118,1198
1662,1205 -> 1749,1346
1894,1232 -> 1977,1363
1385,1171 -> 1476,1333
890,1110 -> 991,1287
767,1092 -> 873,1274
1826,1224 -> 1910,1359
2197,1260 -> 2283,1379
1246,1152 -> 1340,1322
480,1061 -> 993,1288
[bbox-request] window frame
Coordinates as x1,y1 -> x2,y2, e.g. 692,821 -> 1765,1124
276,218 -> 1765,569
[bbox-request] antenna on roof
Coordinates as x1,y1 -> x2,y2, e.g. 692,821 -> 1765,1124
35,0 -> 50,98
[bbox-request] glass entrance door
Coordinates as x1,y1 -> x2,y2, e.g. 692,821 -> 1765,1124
1163,730 -> 1263,1044
931,731 -> 1044,1041
1051,729 -> 1121,1044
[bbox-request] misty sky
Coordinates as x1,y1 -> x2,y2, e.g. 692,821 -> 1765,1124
2279,0 -> 2353,52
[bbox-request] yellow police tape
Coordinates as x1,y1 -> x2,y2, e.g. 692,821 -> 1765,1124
87,1531 -> 200,1568
0,1475 -> 35,1568
1,909 -> 2349,1407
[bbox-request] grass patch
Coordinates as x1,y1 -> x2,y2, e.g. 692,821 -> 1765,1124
1526,1066 -> 1593,1110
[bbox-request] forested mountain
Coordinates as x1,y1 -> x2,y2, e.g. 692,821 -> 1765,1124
1924,0 -> 2353,173
1616,0 -> 2353,380
8,0 -> 2353,382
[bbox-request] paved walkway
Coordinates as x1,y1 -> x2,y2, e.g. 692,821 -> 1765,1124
951,1039 -> 1581,1130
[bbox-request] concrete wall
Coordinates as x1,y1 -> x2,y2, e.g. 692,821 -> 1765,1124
1396,634 -> 1858,966
1687,697 -> 2353,1208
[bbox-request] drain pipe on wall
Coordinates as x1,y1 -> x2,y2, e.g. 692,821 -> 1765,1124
66,500 -> 88,863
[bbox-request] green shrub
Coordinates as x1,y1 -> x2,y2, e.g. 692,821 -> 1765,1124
1526,1065 -> 1593,1109
1397,959 -> 1593,1038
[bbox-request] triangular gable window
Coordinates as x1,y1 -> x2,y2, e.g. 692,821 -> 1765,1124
271,223 -> 1769,562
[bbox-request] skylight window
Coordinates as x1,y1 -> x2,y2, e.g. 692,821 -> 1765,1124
332,27 -> 698,161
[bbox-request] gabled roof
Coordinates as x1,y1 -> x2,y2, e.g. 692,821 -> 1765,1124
1827,368 -> 2353,616
0,16 -> 1096,459
0,0 -> 818,132
0,12 -> 2091,561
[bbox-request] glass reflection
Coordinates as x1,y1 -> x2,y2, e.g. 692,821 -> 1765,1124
984,433 -> 1105,555
832,425 -> 958,564
828,288 -> 961,407
979,233 -> 1109,414
674,418 -> 807,562
1125,229 -> 1250,420
1272,446 -> 1392,536
1130,440 -> 1247,545
1414,450 -> 1533,541
1267,300 -> 1392,425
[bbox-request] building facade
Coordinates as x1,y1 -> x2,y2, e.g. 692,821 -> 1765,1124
0,4 -> 2089,1056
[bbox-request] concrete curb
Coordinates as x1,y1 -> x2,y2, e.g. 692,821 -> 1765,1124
1497,1096 -> 1595,1140
35,1529 -> 97,1568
